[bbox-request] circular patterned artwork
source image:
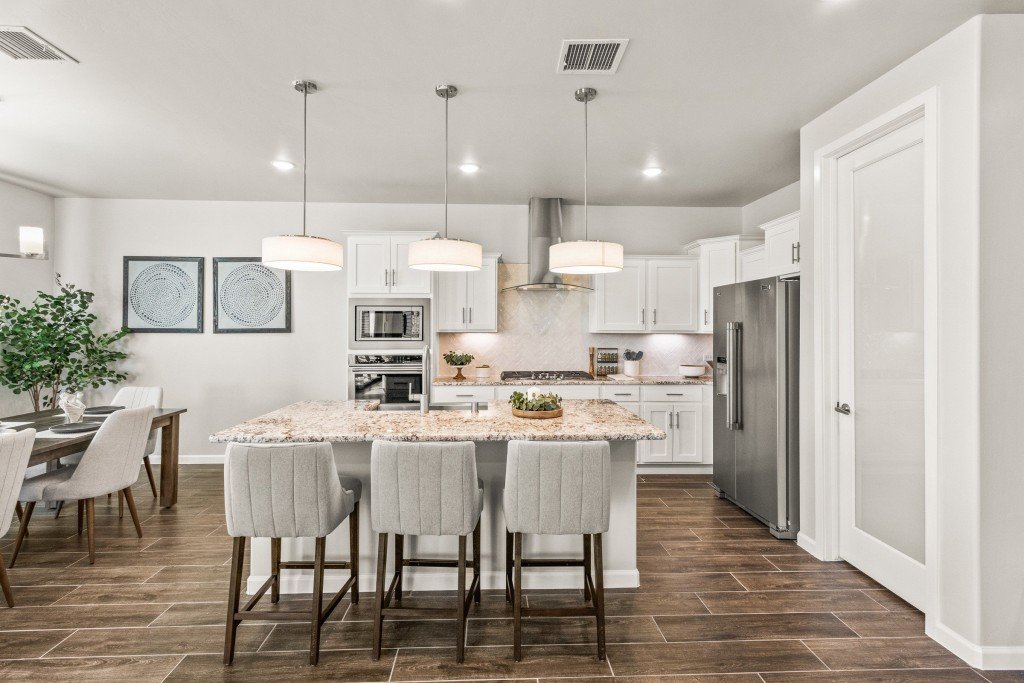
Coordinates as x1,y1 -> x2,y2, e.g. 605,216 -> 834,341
218,263 -> 285,327
129,263 -> 197,327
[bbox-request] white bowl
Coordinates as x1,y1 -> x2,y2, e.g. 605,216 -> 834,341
678,365 -> 706,377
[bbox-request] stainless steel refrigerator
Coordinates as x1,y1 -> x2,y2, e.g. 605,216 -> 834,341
712,277 -> 799,539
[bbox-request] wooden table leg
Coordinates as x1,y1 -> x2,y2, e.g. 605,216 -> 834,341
159,414 -> 180,508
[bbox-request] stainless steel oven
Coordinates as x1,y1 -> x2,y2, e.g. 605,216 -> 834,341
354,305 -> 423,342
348,351 -> 425,409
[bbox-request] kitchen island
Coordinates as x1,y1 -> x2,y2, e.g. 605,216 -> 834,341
211,399 -> 664,595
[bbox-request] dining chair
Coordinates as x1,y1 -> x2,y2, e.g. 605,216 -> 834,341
0,429 -> 35,607
10,406 -> 154,566
112,386 -> 163,498
503,440 -> 611,661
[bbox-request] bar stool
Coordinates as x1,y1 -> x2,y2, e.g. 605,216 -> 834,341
503,440 -> 611,662
0,429 -> 35,607
370,440 -> 482,664
222,442 -> 360,666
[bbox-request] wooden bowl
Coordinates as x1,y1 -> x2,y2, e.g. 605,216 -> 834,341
512,407 -> 563,419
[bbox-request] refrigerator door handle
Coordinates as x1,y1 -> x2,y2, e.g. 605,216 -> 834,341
726,321 -> 742,430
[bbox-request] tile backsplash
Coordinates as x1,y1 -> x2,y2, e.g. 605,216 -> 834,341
438,264 -> 712,376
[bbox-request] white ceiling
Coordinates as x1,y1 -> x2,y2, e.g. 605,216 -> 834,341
1,0 -> 1021,206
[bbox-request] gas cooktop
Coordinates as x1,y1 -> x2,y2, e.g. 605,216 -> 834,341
499,370 -> 595,381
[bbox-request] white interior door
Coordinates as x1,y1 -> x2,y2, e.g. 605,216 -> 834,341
836,117 -> 927,609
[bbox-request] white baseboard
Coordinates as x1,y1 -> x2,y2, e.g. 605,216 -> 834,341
928,620 -> 1024,670
150,454 -> 225,465
638,464 -> 712,475
247,568 -> 640,597
796,531 -> 822,559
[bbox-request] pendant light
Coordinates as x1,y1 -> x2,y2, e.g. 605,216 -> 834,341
549,87 -> 624,275
407,84 -> 483,272
262,80 -> 344,271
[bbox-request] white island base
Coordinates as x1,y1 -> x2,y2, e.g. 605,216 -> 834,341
246,439 -> 639,595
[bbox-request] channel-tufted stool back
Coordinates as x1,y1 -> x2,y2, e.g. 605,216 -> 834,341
0,429 -> 34,538
503,440 -> 611,535
370,441 -> 481,536
224,442 -> 354,539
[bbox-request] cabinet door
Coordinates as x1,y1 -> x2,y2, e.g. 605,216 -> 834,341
389,234 -> 433,294
738,246 -> 767,283
435,272 -> 468,332
764,216 -> 800,276
671,403 -> 703,463
347,235 -> 391,295
648,258 -> 699,332
591,258 -> 646,332
639,404 -> 673,463
465,256 -> 498,332
698,242 -> 738,333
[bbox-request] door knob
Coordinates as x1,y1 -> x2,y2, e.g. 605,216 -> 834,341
834,402 -> 851,415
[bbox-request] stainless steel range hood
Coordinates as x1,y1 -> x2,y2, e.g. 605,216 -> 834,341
504,197 -> 591,292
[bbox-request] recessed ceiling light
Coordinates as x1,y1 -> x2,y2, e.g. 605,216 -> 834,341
271,160 -> 295,171
642,167 -> 663,177
459,163 -> 480,174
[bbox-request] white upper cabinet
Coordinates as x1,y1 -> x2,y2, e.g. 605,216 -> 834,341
761,211 -> 800,277
347,232 -> 434,296
590,256 -> 698,333
684,235 -> 764,333
738,244 -> 768,282
434,254 -> 500,332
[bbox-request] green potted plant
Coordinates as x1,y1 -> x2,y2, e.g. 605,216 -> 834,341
0,276 -> 129,413
443,350 -> 474,382
508,388 -> 563,419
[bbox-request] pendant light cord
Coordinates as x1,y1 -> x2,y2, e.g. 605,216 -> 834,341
302,84 -> 308,237
443,91 -> 449,240
584,94 -> 589,241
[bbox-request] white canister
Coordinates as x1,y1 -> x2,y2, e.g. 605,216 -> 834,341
623,360 -> 641,377
474,365 -> 491,379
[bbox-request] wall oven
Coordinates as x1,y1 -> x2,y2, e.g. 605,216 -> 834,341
348,351 -> 425,410
354,305 -> 423,342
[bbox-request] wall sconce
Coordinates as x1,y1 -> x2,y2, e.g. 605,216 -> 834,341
1,226 -> 47,260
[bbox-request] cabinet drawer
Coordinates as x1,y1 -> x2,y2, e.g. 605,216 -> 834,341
431,386 -> 496,404
641,385 -> 702,403
600,385 -> 640,401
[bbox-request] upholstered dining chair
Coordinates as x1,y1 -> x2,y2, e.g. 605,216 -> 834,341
112,386 -> 163,498
0,429 -> 35,607
10,406 -> 154,566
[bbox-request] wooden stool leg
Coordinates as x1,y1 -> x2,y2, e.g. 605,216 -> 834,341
143,455 -> 158,498
394,534 -> 404,603
53,501 -> 64,520
513,531 -> 523,662
77,500 -> 84,536
371,532 -> 388,661
223,536 -> 245,665
14,503 -> 27,538
0,551 -> 14,607
270,538 -> 281,604
85,499 -> 96,564
472,521 -> 481,604
594,533 -> 606,661
505,529 -> 513,603
122,488 -> 143,538
457,535 -> 467,663
349,502 -> 359,605
9,501 -> 34,567
583,534 -> 593,603
118,491 -> 123,519
309,536 -> 326,665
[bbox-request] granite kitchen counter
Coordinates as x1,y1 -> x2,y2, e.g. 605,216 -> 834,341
210,398 -> 665,444
433,374 -> 713,386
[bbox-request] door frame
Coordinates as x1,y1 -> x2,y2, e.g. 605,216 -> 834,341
811,89 -> 939,613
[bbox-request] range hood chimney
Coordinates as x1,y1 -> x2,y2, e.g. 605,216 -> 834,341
506,197 -> 591,292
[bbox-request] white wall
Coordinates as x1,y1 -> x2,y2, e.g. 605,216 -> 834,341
741,181 -> 799,230
800,14 -> 1024,666
0,179 -> 55,416
53,198 -> 741,456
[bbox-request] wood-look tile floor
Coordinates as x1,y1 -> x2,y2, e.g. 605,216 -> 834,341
0,467 -> 1016,682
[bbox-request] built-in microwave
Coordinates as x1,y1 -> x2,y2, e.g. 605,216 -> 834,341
354,305 -> 423,342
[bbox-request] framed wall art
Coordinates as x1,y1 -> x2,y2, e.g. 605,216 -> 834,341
123,256 -> 204,333
212,257 -> 291,333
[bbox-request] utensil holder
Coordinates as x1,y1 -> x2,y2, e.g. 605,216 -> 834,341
623,360 -> 641,377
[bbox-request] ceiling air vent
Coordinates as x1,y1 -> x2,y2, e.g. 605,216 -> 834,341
557,39 -> 628,74
0,26 -> 77,62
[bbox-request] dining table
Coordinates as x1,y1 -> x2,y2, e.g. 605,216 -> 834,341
1,407 -> 187,508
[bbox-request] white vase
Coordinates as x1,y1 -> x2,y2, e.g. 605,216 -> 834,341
623,360 -> 641,377
59,391 -> 86,423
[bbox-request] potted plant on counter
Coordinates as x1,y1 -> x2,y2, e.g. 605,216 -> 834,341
509,388 -> 563,419
443,350 -> 474,381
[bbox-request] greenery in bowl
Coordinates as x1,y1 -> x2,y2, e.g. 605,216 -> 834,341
443,350 -> 474,367
509,389 -> 562,412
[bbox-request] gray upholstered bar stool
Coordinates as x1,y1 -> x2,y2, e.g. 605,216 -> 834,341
370,440 -> 482,664
0,429 -> 35,607
222,442 -> 361,666
503,440 -> 611,662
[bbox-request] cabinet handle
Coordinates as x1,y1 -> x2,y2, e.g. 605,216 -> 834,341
669,411 -> 675,428
462,307 -> 466,324
469,307 -> 472,324
794,242 -> 801,263
613,393 -> 632,396
392,268 -> 396,285
455,394 -> 474,398
704,309 -> 709,325
666,393 -> 685,396
653,309 -> 657,325
384,268 -> 389,287
641,309 -> 645,325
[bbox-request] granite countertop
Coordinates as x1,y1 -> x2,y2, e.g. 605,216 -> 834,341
433,374 -> 713,386
210,399 -> 666,444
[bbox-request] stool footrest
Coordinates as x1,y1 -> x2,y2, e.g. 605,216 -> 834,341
280,560 -> 351,570
523,606 -> 597,618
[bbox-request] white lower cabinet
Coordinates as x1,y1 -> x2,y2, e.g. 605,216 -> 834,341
431,386 -> 496,404
636,385 -> 710,465
494,385 -> 599,401
639,404 -> 674,463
